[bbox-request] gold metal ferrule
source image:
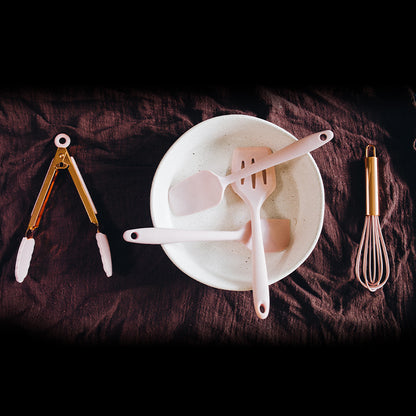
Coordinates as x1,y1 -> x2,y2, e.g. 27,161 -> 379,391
365,145 -> 379,216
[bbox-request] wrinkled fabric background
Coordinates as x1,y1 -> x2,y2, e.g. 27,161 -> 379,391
0,85 -> 415,347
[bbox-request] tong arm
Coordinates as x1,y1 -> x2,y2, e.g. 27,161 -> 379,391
67,156 -> 99,228
27,148 -> 70,234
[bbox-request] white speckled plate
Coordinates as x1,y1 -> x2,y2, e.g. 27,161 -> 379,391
150,115 -> 324,291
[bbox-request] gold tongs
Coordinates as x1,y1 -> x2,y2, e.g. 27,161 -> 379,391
15,134 -> 112,282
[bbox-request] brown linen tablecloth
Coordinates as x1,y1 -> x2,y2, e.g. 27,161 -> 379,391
1,85 -> 415,347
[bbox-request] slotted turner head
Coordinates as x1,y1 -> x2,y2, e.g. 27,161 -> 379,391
231,147 -> 276,202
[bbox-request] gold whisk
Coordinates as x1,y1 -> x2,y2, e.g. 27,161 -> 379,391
354,145 -> 390,292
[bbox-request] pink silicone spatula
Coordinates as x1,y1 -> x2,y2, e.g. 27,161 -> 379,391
169,130 -> 333,216
123,218 -> 290,252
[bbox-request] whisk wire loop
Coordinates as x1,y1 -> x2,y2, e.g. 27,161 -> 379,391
355,216 -> 390,292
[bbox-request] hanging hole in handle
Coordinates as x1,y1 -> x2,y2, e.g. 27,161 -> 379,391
365,144 -> 377,157
54,133 -> 71,148
259,304 -> 266,314
131,232 -> 138,240
319,133 -> 327,141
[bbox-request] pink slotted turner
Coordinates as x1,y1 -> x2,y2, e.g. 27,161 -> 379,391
169,130 -> 333,216
231,147 -> 277,319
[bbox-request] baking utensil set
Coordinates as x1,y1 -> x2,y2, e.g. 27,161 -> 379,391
126,129 -> 334,319
14,124 -> 391,318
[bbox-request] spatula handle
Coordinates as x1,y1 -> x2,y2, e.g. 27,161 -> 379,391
249,206 -> 270,319
123,227 -> 240,244
226,130 -> 333,184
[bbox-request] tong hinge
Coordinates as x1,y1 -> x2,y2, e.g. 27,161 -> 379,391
55,148 -> 71,170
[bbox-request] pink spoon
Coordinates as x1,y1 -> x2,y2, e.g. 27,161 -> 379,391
123,218 -> 290,252
168,130 -> 333,216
